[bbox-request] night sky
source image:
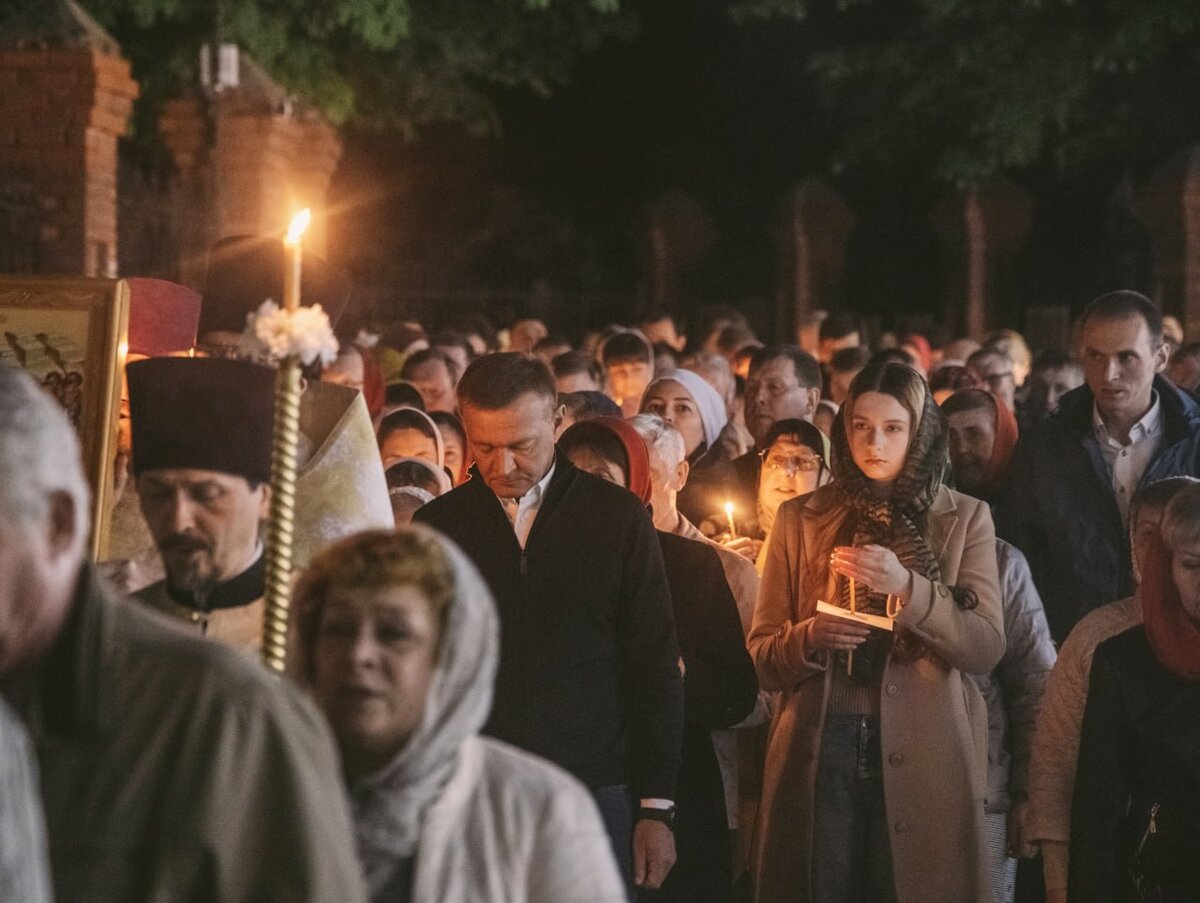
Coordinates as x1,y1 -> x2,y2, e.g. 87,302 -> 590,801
326,0 -> 1150,341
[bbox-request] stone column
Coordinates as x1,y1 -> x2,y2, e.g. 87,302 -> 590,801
0,46 -> 137,275
932,179 -> 1033,338
1137,146 -> 1200,339
773,179 -> 854,342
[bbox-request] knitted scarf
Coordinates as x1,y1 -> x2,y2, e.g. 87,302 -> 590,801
829,382 -> 964,679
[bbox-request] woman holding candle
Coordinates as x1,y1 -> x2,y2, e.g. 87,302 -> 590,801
748,360 -> 1004,903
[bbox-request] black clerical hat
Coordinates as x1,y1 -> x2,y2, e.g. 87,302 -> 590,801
128,357 -> 275,484
197,234 -> 352,339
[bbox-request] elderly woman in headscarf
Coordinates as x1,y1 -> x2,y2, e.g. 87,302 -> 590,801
640,368 -> 731,527
749,360 -> 1004,903
558,416 -> 758,902
296,527 -> 625,902
940,387 -> 1020,505
1069,483 -> 1200,902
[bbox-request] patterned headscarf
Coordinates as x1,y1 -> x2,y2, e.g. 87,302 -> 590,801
829,366 -> 964,676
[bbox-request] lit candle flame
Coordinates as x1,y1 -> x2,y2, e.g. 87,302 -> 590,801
285,208 -> 312,247
723,501 -> 734,518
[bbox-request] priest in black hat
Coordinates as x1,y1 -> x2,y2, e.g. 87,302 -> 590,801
127,356 -> 275,651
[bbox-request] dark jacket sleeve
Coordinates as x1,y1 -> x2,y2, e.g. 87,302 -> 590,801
678,545 -> 758,729
1068,641 -> 1130,903
993,432 -> 1046,577
618,504 -> 685,801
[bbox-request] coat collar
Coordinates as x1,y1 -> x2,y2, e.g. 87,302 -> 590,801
1057,374 -> 1200,443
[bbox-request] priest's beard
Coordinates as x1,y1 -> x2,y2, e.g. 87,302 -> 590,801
159,533 -> 219,601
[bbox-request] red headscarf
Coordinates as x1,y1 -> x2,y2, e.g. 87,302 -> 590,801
560,415 -> 653,506
902,333 -> 932,374
983,392 -> 1020,490
1138,532 -> 1200,681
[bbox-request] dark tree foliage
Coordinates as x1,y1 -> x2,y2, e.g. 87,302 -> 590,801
732,0 -> 1200,184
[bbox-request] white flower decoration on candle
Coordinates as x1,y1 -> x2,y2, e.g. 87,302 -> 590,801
243,299 -> 339,366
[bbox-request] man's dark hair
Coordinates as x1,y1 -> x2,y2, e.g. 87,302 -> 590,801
401,347 -> 457,382
384,381 -> 425,410
640,308 -> 684,335
457,352 -> 556,410
940,387 -> 997,419
558,390 -> 621,421
431,330 -> 475,360
1171,342 -> 1200,365
1032,349 -> 1080,372
869,348 -> 915,369
819,313 -> 860,343
551,350 -> 604,384
716,323 -> 759,357
602,332 -> 652,367
652,343 -> 681,370
929,365 -> 975,396
749,344 -> 823,392
830,346 -> 871,374
1079,290 -> 1164,344
967,347 -> 1010,370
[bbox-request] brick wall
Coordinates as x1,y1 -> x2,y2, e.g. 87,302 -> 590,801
0,47 -> 137,276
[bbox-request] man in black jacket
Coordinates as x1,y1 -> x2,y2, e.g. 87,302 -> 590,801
996,291 -> 1200,643
414,353 -> 685,892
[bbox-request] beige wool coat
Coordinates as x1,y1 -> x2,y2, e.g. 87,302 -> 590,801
748,484 -> 1004,903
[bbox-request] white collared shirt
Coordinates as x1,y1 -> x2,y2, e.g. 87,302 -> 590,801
1093,392 -> 1164,522
498,463 -> 555,549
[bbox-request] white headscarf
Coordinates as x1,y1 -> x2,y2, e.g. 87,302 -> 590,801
375,405 -> 446,471
643,368 -> 728,451
343,527 -> 499,896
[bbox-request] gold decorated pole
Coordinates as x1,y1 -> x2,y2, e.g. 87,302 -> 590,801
262,208 -> 311,672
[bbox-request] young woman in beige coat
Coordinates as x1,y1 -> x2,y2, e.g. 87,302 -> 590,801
748,361 -> 1004,903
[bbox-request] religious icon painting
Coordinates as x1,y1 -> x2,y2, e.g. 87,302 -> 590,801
0,276 -> 130,559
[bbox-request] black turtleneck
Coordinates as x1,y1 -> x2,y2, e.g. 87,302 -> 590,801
166,552 -> 265,612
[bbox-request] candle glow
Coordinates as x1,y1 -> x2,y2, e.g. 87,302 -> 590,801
724,500 -> 737,539
282,208 -> 310,314
285,208 -> 312,247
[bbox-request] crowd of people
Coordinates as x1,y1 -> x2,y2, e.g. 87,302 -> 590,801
3,236 -> 1200,903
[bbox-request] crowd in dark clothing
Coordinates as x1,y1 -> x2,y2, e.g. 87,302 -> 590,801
5,278 -> 1200,903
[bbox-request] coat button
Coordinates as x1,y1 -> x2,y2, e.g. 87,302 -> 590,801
885,683 -> 899,696
888,752 -> 904,766
895,821 -> 909,834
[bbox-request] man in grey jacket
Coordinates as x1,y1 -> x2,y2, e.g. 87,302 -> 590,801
0,366 -> 365,902
945,388 -> 1058,903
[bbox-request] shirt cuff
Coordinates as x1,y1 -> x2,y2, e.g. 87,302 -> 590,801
639,798 -> 674,809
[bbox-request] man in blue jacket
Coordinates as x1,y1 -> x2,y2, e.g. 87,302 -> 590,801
415,352 -> 685,893
995,290 -> 1200,644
